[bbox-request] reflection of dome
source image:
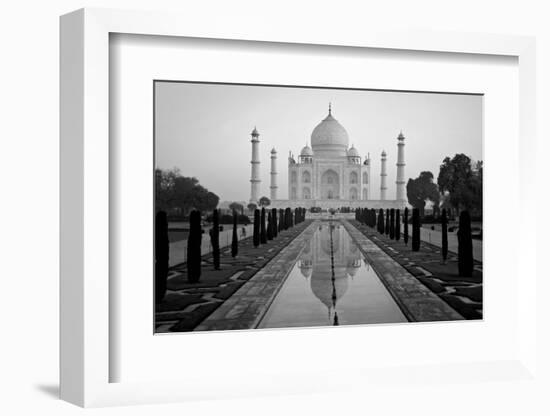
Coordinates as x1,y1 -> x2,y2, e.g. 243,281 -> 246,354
299,260 -> 313,278
310,268 -> 349,309
311,104 -> 349,155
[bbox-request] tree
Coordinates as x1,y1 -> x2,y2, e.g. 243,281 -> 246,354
267,211 -> 273,240
395,209 -> 401,241
247,202 -> 257,213
272,208 -> 278,238
231,211 -> 238,257
437,154 -> 482,214
412,208 -> 421,251
187,210 -> 202,283
441,208 -> 448,263
253,209 -> 260,247
377,209 -> 384,234
155,211 -> 169,303
385,209 -> 390,235
278,209 -> 284,233
403,207 -> 409,245
260,207 -> 267,244
259,196 -> 271,207
457,210 -> 474,277
229,202 -> 244,215
389,209 -> 395,239
155,168 -> 220,216
406,171 -> 440,217
209,209 -> 220,270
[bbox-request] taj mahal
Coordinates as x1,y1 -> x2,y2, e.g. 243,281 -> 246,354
249,104 -> 408,210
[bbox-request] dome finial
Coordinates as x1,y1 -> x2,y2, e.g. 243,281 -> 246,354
328,102 -> 332,115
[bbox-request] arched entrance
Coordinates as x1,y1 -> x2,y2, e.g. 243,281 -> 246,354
321,169 -> 339,199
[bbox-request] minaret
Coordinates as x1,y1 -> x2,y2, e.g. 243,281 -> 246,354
364,153 -> 371,200
270,148 -> 278,200
380,150 -> 387,200
249,127 -> 261,204
395,131 -> 407,201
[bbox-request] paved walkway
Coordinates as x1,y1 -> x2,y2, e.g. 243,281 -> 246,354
169,224 -> 254,267
351,220 -> 483,319
155,220 -> 313,332
409,224 -> 482,262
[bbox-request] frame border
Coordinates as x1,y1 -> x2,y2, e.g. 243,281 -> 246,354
60,7 -> 536,407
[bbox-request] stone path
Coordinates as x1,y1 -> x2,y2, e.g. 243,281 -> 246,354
342,220 -> 463,322
349,220 -> 483,319
155,220 -> 313,332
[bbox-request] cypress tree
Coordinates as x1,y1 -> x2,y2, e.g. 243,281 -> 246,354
210,209 -> 221,270
412,208 -> 421,251
404,207 -> 409,245
377,208 -> 384,234
457,210 -> 474,277
395,209 -> 401,241
231,211 -> 238,257
389,209 -> 395,239
187,210 -> 202,283
272,208 -> 278,238
155,210 -> 169,303
279,209 -> 284,233
267,211 -> 273,240
441,208 -> 448,263
253,209 -> 260,247
385,209 -> 390,235
260,207 -> 267,244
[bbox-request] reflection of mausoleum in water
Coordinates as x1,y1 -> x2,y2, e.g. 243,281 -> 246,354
298,223 -> 363,322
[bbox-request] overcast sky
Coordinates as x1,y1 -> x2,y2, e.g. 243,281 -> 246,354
155,82 -> 482,203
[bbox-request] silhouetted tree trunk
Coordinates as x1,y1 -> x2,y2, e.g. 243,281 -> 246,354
253,209 -> 260,247
441,208 -> 448,263
187,210 -> 202,282
231,211 -> 238,258
210,209 -> 220,270
412,208 -> 421,251
457,210 -> 473,276
377,208 -> 384,234
155,211 -> 169,303
395,209 -> 401,241
267,211 -> 273,240
404,207 -> 409,245
272,208 -> 278,238
260,207 -> 267,244
385,209 -> 390,235
389,209 -> 395,239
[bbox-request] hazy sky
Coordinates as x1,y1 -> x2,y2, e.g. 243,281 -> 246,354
155,82 -> 482,203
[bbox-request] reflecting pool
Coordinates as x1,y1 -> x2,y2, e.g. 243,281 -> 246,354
258,221 -> 407,329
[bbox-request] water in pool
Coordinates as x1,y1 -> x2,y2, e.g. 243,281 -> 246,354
258,221 -> 407,329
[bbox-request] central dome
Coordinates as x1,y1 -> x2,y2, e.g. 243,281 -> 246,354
310,105 -> 349,156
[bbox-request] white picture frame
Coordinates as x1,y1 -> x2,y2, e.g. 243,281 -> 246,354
60,7 -> 537,407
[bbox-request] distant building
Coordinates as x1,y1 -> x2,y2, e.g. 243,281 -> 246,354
250,104 -> 408,209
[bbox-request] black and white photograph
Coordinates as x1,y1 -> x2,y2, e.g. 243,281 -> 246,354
154,81 -> 483,332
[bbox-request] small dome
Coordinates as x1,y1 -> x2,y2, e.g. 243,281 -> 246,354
381,150 -> 387,157
271,147 -> 277,154
300,144 -> 313,156
251,127 -> 259,137
398,131 -> 405,140
347,145 -> 359,157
